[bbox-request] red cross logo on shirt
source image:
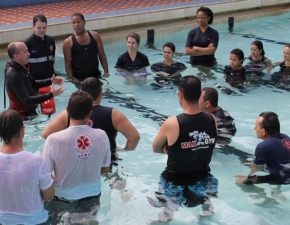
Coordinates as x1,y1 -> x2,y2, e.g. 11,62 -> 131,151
77,136 -> 90,150
73,134 -> 92,153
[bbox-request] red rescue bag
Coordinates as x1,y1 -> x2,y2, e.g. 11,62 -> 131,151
39,87 -> 56,115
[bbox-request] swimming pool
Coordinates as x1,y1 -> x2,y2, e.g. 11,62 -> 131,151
1,11 -> 290,225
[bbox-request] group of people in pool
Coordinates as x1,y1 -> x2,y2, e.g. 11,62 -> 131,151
1,6 -> 290,224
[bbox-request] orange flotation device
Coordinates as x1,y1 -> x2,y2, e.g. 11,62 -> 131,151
39,87 -> 56,115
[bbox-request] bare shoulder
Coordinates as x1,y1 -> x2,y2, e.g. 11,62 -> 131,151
162,116 -> 178,128
63,35 -> 72,47
90,30 -> 101,39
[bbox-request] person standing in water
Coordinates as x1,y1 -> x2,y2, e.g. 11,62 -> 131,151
24,14 -> 56,80
270,43 -> 290,82
115,32 -> 149,70
151,42 -> 187,86
244,40 -> 271,76
115,32 -> 150,85
148,76 -> 218,220
0,109 -> 54,224
185,7 -> 219,67
223,48 -> 246,88
63,12 -> 109,83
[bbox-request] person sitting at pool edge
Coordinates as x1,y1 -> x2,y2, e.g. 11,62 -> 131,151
42,77 -> 140,164
63,12 -> 109,83
0,109 -> 54,225
241,112 -> 290,185
5,42 -> 64,118
199,87 -> 236,146
43,91 -> 111,202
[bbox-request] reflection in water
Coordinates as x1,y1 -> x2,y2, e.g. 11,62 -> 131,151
102,87 -> 168,126
218,145 -> 254,166
115,68 -> 151,85
147,174 -> 218,222
104,169 -> 133,203
234,180 -> 287,207
45,195 -> 100,224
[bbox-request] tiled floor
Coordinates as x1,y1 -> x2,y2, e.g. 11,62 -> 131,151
0,0 -> 199,26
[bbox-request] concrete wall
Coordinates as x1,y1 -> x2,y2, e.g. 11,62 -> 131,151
0,0 -> 68,8
0,0 -> 289,45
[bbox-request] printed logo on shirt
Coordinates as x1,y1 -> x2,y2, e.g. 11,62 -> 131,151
180,130 -> 215,150
50,45 -> 53,52
6,156 -> 11,164
282,138 -> 290,151
87,119 -> 93,127
73,134 -> 93,159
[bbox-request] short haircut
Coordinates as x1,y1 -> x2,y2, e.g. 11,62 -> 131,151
67,91 -> 93,120
251,40 -> 265,56
0,109 -> 23,144
285,43 -> 290,49
33,14 -> 47,25
178,75 -> 201,104
7,42 -> 19,59
163,42 -> 176,53
81,77 -> 103,100
197,7 -> 214,25
230,48 -> 244,64
201,87 -> 218,107
72,12 -> 85,21
126,32 -> 140,45
259,111 -> 280,136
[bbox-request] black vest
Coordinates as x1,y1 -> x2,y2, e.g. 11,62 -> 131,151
163,112 -> 217,185
71,31 -> 100,78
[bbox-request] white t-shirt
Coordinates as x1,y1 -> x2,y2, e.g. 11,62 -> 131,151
0,151 -> 53,225
43,125 -> 111,200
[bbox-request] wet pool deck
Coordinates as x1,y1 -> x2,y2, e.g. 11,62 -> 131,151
0,0 -> 289,54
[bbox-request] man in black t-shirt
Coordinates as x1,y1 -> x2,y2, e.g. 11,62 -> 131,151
148,76 -> 217,220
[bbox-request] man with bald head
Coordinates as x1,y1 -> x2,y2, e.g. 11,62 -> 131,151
5,42 -> 64,117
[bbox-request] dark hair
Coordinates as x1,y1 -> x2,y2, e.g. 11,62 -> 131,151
67,91 -> 93,120
71,12 -> 85,21
285,43 -> 290,49
81,77 -> 103,100
197,7 -> 214,24
251,40 -> 265,56
0,109 -> 23,144
230,48 -> 244,64
163,42 -> 175,52
178,75 -> 201,104
259,111 -> 280,136
126,32 -> 140,45
33,14 -> 47,25
201,87 -> 218,107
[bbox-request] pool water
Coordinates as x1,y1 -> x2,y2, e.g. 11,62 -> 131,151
1,12 -> 290,225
